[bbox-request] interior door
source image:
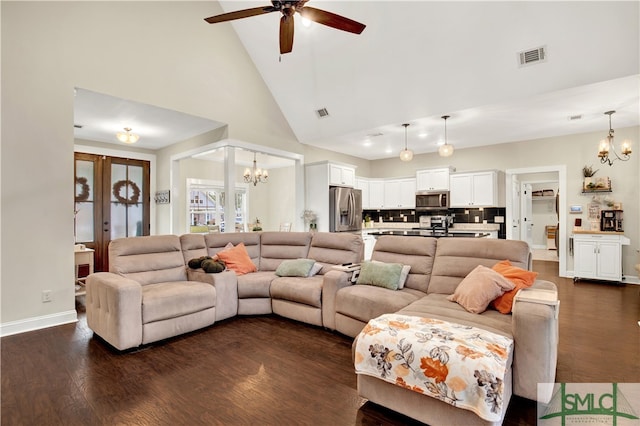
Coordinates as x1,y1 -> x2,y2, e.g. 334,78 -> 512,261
75,153 -> 150,272
520,183 -> 533,245
511,176 -> 521,240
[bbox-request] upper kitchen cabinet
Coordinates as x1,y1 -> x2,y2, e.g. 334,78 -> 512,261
355,178 -> 370,209
368,180 -> 385,209
384,178 -> 416,208
450,170 -> 505,207
416,167 -> 454,191
329,163 -> 356,187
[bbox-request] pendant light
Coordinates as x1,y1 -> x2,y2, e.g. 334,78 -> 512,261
399,123 -> 413,162
598,110 -> 632,166
438,115 -> 454,157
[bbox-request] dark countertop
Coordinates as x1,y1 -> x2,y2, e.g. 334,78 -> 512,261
367,230 -> 490,238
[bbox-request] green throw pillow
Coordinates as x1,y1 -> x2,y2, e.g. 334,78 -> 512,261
275,259 -> 317,277
356,261 -> 403,290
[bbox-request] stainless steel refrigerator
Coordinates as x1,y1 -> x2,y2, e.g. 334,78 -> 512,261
329,186 -> 362,232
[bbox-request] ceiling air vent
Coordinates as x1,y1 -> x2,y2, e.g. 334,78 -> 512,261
74,124 -> 83,129
568,114 -> 583,121
316,107 -> 330,118
518,46 -> 547,67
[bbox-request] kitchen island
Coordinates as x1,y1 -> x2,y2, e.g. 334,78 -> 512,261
366,229 -> 490,238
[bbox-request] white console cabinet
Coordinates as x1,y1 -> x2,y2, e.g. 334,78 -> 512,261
573,232 -> 630,282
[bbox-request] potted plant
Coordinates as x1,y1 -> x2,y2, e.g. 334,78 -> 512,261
582,165 -> 598,190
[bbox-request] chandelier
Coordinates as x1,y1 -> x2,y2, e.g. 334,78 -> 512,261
438,115 -> 454,157
399,123 -> 413,162
244,152 -> 268,186
116,127 -> 140,144
598,110 -> 632,166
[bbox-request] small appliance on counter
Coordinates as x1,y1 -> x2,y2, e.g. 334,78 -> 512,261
418,215 -> 452,232
600,210 -> 623,232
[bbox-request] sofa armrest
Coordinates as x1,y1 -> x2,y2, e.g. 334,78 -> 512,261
511,279 -> 559,403
321,269 -> 354,330
187,269 -> 238,321
85,272 -> 143,351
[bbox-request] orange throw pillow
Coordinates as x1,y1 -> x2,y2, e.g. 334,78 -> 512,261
491,260 -> 538,314
216,242 -> 257,275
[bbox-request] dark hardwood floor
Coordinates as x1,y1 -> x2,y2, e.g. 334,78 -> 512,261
2,261 -> 639,425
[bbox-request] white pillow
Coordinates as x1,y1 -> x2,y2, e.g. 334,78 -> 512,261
308,262 -> 323,277
372,260 -> 411,289
398,264 -> 411,289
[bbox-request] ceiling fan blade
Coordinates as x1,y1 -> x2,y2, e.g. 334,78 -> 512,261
204,6 -> 277,24
280,15 -> 294,54
298,6 -> 366,34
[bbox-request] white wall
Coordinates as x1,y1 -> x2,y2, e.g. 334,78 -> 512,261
370,127 -> 640,279
0,1 -> 301,332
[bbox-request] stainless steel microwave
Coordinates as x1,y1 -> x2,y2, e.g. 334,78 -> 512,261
415,190 -> 449,211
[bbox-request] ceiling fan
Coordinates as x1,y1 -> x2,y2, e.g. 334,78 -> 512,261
204,1 -> 366,54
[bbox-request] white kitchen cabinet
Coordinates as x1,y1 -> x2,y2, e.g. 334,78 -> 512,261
368,180 -> 385,209
450,170 -> 504,207
329,164 -> 355,187
416,167 -> 453,191
355,178 -> 370,209
573,233 -> 630,282
384,178 -> 416,208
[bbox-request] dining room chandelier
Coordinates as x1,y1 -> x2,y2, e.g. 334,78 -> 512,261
399,123 -> 414,162
244,152 -> 268,186
438,115 -> 454,157
598,110 -> 632,166
116,127 -> 140,144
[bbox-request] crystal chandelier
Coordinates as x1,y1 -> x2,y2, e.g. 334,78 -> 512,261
598,110 -> 632,166
244,152 -> 268,186
116,127 -> 140,144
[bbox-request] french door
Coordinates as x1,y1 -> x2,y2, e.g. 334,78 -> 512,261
74,153 -> 150,272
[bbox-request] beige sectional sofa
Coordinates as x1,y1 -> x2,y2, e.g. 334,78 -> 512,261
86,231 -> 363,350
86,231 -> 558,426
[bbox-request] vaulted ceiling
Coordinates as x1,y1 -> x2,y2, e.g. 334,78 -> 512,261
74,1 -> 639,162
216,1 -> 639,160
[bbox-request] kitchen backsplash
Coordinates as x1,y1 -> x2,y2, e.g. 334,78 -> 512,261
362,207 -> 507,238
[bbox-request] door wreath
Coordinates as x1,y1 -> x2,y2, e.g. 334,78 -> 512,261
75,177 -> 90,202
113,180 -> 141,204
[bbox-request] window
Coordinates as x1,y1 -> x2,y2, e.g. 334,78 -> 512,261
187,180 -> 247,233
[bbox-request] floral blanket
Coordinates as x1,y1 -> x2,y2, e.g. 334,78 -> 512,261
354,314 -> 513,422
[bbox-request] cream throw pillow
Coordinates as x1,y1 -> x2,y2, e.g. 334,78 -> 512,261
447,265 -> 515,314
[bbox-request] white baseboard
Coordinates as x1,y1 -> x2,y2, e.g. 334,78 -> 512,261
0,310 -> 78,337
566,270 -> 639,285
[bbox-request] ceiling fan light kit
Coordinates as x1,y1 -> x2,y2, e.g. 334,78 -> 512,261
597,110 -> 632,166
205,1 -> 366,55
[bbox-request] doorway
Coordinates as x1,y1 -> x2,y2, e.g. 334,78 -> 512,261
74,153 -> 151,271
506,165 -> 567,278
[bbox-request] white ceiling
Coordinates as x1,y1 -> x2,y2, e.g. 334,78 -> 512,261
74,1 -> 640,163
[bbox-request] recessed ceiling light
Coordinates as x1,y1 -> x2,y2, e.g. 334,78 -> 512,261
418,132 -> 428,138
385,148 -> 393,154
363,141 -> 372,147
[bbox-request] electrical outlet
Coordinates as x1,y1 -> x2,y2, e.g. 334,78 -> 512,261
42,290 -> 52,303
